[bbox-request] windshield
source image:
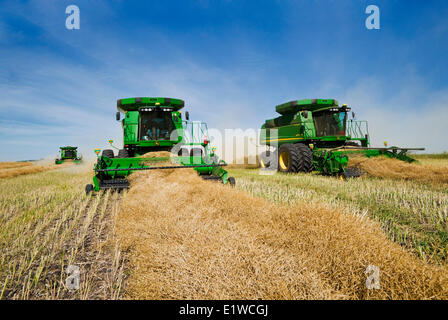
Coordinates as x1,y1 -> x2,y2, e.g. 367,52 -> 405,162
139,110 -> 174,141
63,149 -> 75,158
313,111 -> 347,137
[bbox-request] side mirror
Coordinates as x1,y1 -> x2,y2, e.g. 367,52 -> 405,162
185,111 -> 190,121
116,112 -> 121,121
302,111 -> 308,118
352,111 -> 355,119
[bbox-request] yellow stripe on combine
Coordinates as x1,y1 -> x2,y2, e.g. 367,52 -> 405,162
261,137 -> 304,143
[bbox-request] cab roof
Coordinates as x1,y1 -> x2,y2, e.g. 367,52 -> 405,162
276,99 -> 339,115
117,97 -> 185,112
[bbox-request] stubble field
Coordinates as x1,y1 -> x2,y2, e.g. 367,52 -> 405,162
0,155 -> 447,299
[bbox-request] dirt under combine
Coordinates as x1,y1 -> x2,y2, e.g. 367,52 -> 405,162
85,97 -> 234,194
259,99 -> 424,178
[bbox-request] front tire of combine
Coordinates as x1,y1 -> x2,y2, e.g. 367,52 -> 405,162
228,177 -> 236,187
293,143 -> 313,172
117,149 -> 129,158
277,143 -> 313,173
102,149 -> 115,158
85,184 -> 94,195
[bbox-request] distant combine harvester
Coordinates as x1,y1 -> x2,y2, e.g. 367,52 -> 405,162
55,146 -> 82,164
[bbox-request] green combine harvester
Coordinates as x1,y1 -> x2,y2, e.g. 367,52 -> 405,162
85,97 -> 234,194
260,99 -> 424,178
55,146 -> 82,164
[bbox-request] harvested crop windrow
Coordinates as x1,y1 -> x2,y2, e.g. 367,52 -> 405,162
348,156 -> 448,184
0,163 -> 72,179
139,151 -> 173,166
0,162 -> 33,170
140,151 -> 172,158
116,168 -> 448,299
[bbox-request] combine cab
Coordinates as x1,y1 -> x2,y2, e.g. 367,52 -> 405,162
55,146 -> 82,164
260,99 -> 424,178
85,97 -> 234,194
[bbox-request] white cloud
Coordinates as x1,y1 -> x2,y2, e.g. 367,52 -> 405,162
341,76 -> 448,153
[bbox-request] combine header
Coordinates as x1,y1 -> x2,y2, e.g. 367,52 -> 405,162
85,97 -> 234,194
55,146 -> 82,164
260,99 -> 424,178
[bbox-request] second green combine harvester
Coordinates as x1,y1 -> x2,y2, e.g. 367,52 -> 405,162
260,98 -> 424,178
55,146 -> 82,164
86,97 -> 234,194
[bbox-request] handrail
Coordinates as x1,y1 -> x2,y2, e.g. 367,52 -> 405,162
347,120 -> 369,139
182,120 -> 209,144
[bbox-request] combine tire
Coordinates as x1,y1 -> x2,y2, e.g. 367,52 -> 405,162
294,143 -> 313,172
259,150 -> 277,169
259,151 -> 269,168
117,149 -> 129,158
85,184 -> 94,195
102,149 -> 115,158
228,177 -> 236,186
277,144 -> 299,173
277,143 -> 313,173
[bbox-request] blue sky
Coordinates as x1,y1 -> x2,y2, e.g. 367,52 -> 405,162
1,0 -> 447,160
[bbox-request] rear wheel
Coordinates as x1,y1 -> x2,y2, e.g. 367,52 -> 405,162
117,149 -> 129,158
259,151 -> 270,168
259,150 -> 278,170
85,184 -> 94,195
102,149 -> 114,158
228,177 -> 236,186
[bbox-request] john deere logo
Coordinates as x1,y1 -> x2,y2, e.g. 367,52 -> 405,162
155,141 -> 160,146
